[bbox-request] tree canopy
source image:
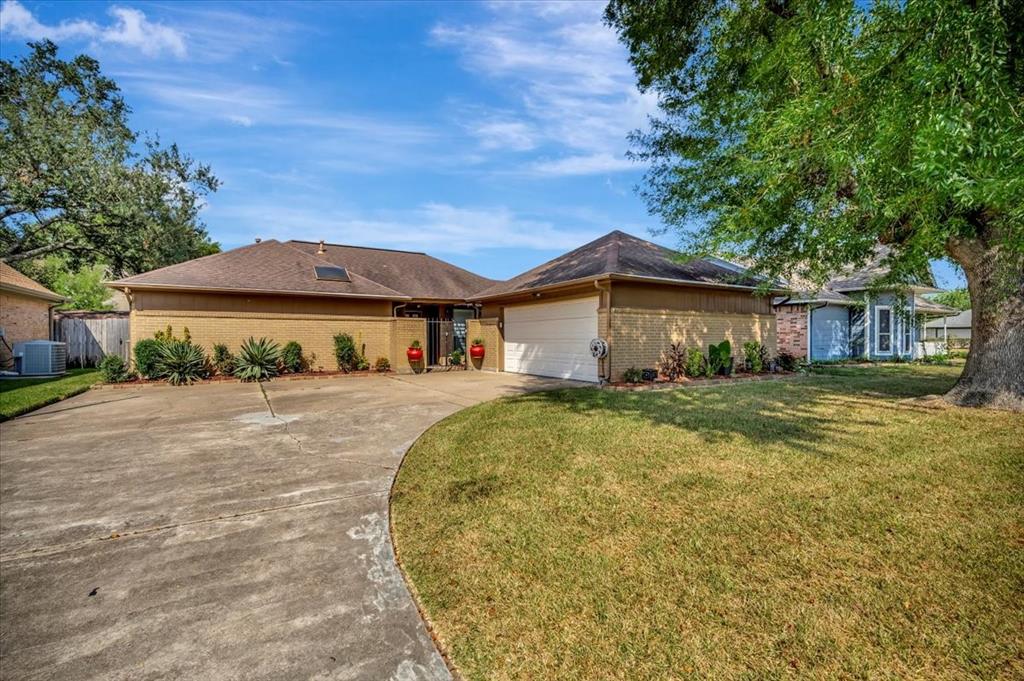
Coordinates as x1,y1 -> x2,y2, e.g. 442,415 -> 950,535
0,41 -> 220,276
606,0 -> 1023,408
928,287 -> 971,311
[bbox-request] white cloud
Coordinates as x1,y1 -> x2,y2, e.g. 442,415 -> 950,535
469,119 -> 537,151
432,1 -> 654,174
101,7 -> 186,58
0,0 -> 186,58
226,114 -> 254,127
213,201 -> 602,255
531,153 -> 635,176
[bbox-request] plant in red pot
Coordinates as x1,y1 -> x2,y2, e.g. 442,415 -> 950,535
407,340 -> 424,363
469,338 -> 485,360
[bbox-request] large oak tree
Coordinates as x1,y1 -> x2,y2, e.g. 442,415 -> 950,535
606,0 -> 1023,409
0,41 -> 219,277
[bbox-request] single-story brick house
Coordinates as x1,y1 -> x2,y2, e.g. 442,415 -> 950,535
108,230 -> 778,382
773,247 -> 955,361
0,262 -> 63,367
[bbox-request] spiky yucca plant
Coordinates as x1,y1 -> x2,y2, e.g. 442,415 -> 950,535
157,340 -> 208,385
234,336 -> 281,382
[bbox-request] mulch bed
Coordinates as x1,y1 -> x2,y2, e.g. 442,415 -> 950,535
603,371 -> 801,391
94,369 -> 394,390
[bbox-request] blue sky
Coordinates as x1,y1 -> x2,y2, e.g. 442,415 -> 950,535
0,0 -> 964,288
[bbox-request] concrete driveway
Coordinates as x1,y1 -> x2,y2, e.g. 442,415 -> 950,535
0,371 -> 575,680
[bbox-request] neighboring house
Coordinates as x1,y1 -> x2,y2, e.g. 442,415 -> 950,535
0,262 -> 64,367
108,230 -> 778,382
773,248 -> 957,361
924,309 -> 972,342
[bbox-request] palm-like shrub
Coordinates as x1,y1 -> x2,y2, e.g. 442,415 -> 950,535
235,336 -> 281,382
156,341 -> 208,385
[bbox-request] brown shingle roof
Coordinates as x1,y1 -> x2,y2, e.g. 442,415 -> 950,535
286,241 -> 496,300
471,230 -> 766,299
108,240 -> 408,299
0,262 -> 63,302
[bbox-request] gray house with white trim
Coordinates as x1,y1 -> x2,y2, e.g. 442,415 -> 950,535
774,248 -> 957,361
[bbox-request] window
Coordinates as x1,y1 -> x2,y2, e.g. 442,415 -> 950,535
875,306 -> 892,354
903,318 -> 913,355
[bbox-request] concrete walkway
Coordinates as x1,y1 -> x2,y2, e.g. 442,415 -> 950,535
0,371 -> 576,680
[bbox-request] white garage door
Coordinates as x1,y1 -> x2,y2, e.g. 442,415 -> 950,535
504,296 -> 599,383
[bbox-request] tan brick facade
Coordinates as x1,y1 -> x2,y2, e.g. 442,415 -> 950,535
131,310 -> 426,373
608,308 -> 777,380
466,318 -> 502,371
774,304 -> 808,358
0,291 -> 52,365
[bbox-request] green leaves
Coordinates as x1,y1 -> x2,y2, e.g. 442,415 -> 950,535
234,337 -> 281,382
156,341 -> 208,386
607,0 -> 1024,287
0,40 -> 220,276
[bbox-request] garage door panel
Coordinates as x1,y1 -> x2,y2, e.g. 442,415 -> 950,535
503,296 -> 599,383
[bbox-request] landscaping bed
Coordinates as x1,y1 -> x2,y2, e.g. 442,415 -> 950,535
0,369 -> 100,420
391,364 -> 1023,680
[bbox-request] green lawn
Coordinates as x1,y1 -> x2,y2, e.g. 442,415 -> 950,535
392,365 -> 1023,680
0,369 -> 100,421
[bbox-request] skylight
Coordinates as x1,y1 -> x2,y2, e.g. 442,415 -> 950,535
314,265 -> 351,282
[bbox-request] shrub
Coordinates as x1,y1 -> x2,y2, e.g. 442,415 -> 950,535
410,339 -> 422,349
775,351 -> 798,372
157,341 -> 208,386
212,343 -> 235,375
685,347 -> 704,378
153,325 -> 190,343
235,337 -> 281,382
708,340 -> 733,376
471,337 -> 484,346
99,354 -> 132,383
281,341 -> 304,373
134,339 -> 163,379
659,342 -> 686,380
356,356 -> 370,371
375,356 -> 391,372
449,349 -> 464,366
334,333 -> 364,372
743,341 -> 764,373
623,366 -> 644,384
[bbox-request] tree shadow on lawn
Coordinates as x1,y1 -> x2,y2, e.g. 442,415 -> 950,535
514,367 -> 962,457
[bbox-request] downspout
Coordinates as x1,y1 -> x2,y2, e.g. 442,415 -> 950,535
594,279 -> 612,382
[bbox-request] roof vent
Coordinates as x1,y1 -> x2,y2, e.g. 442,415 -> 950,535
314,265 -> 350,282
317,239 -> 326,255
254,237 -> 262,243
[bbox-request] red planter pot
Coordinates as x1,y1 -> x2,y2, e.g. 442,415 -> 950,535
469,344 -> 485,359
407,347 -> 424,362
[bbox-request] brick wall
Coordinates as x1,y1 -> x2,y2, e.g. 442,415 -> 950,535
774,305 -> 807,358
0,291 -> 51,365
131,310 -> 425,373
608,308 -> 777,381
466,318 -> 502,371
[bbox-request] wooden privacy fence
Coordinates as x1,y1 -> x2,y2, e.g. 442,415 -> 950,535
53,312 -> 130,366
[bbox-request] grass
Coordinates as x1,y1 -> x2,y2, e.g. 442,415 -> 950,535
392,365 -> 1024,680
0,369 -> 100,421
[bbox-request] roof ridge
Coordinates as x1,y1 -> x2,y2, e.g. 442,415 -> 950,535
287,239 -> 427,256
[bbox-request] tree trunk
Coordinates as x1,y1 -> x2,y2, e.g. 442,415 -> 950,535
944,230 -> 1024,411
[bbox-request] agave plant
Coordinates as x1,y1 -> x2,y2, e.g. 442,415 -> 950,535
235,336 -> 281,382
156,340 -> 208,386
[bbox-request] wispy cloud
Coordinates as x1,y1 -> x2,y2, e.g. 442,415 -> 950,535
431,2 -> 654,175
212,201 -> 603,256
0,0 -> 186,58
